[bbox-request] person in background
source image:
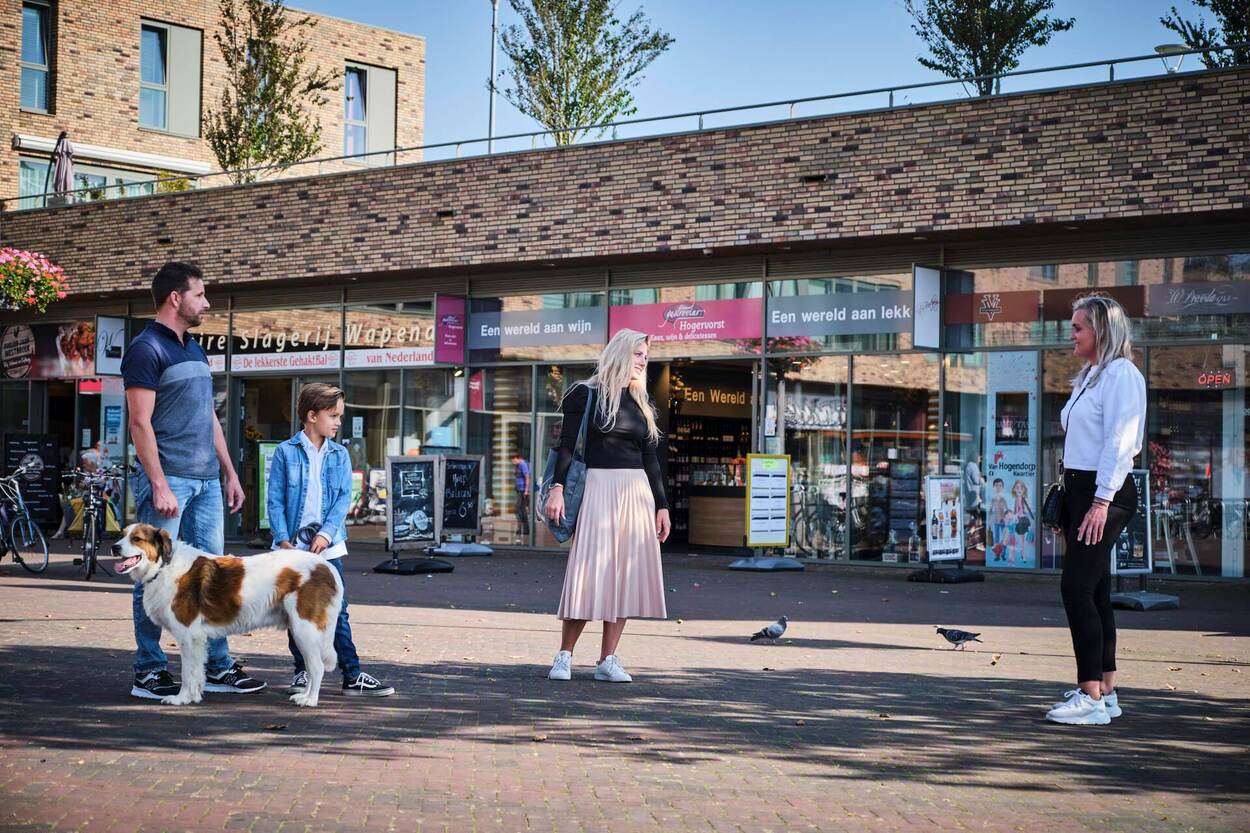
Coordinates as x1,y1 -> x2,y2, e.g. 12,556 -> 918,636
512,450 -> 531,540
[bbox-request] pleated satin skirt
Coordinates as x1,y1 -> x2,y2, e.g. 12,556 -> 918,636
557,468 -> 667,622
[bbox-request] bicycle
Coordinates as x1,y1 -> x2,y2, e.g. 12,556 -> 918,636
0,464 -> 50,574
64,465 -> 123,580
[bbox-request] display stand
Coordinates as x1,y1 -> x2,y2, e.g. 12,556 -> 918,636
1110,574 -> 1180,610
375,455 -> 453,575
907,560 -> 984,583
731,454 -> 804,572
431,540 -> 493,557
1106,471 -> 1177,610
374,547 -> 454,575
729,547 -> 805,572
908,475 -> 983,583
433,456 -> 491,556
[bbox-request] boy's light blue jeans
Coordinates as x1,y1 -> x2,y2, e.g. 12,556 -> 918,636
131,470 -> 234,676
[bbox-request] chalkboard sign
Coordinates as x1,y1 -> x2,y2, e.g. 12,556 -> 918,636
1111,469 -> 1151,575
441,455 -> 484,535
386,456 -> 439,551
2,434 -> 60,525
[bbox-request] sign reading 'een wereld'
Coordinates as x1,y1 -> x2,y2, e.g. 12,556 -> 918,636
766,291 -> 913,337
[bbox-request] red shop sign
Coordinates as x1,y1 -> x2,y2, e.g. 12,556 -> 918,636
1042,286 -> 1146,320
945,291 -> 1040,324
1197,370 -> 1234,388
608,297 -> 763,343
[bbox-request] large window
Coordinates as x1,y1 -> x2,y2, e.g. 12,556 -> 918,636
467,367 -> 533,546
469,292 -> 606,363
139,25 -> 168,129
21,1 -> 51,112
344,67 -> 367,159
767,273 -> 914,355
18,158 -> 157,209
344,63 -> 396,166
139,20 -> 202,135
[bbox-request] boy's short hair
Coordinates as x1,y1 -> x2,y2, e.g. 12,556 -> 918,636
151,262 -> 203,309
297,383 -> 345,424
993,478 -> 1005,487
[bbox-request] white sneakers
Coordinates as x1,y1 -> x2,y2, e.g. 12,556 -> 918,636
594,655 -> 632,683
547,651 -> 632,682
1046,689 -> 1116,725
548,651 -> 572,681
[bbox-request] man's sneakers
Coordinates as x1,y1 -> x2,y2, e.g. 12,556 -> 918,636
343,671 -> 394,697
131,670 -> 180,700
287,670 -> 309,694
548,651 -> 573,681
1046,689 -> 1111,725
594,655 -> 632,683
204,661 -> 267,694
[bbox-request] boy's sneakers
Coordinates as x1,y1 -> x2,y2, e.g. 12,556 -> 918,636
204,662 -> 267,694
548,650 -> 572,681
343,672 -> 394,697
1051,688 -> 1122,719
131,670 -> 180,700
1046,690 -> 1110,725
594,655 -> 632,683
287,670 -> 309,694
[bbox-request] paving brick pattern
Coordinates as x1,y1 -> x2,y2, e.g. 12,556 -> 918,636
2,547 -> 1248,832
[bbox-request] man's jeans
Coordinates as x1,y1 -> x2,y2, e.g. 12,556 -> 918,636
288,556 -> 360,680
132,471 -> 234,676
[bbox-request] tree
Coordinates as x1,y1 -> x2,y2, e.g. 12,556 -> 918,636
1161,0 -> 1250,69
492,0 -> 674,145
205,0 -> 339,184
905,0 -> 1075,96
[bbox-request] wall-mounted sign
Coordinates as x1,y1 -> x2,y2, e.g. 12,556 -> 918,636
435,295 -> 466,364
610,297 -> 763,343
670,367 -> 752,418
344,346 -> 434,368
945,291 -> 1040,325
231,351 -> 340,372
94,316 -> 126,375
767,291 -> 912,337
469,306 -> 607,349
1042,286 -> 1145,320
912,266 -> 942,350
0,321 -> 95,379
1147,281 -> 1250,317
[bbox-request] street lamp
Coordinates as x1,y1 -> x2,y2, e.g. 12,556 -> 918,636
1155,44 -> 1187,73
489,0 -> 500,154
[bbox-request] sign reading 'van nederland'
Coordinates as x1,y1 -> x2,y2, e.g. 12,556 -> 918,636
609,297 -> 762,342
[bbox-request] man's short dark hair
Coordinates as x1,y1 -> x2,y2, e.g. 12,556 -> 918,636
151,262 -> 203,309
993,478 -> 1005,487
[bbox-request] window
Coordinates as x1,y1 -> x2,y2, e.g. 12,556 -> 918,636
18,157 -> 156,208
1030,264 -> 1058,282
344,66 -> 368,159
1115,260 -> 1139,286
139,20 -> 202,135
344,62 -> 397,166
21,1 -> 51,111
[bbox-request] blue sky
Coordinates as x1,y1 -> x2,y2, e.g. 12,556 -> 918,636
291,0 -> 1209,149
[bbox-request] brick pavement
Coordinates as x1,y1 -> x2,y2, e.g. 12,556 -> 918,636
2,545 -> 1248,833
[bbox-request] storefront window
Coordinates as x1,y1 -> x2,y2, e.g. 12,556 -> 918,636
609,281 -> 763,358
342,370 -> 400,543
469,293 -> 605,363
1,382 -> 30,434
345,302 -> 435,368
768,274 -> 913,354
851,354 -> 939,562
403,368 -> 463,453
1148,345 -> 1247,578
775,356 -> 849,560
467,367 -> 533,546
228,307 -> 342,373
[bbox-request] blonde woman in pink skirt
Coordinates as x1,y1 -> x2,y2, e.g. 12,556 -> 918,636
544,328 -> 670,682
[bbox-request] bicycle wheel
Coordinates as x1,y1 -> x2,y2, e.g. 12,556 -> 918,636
11,516 -> 49,574
82,516 -> 98,580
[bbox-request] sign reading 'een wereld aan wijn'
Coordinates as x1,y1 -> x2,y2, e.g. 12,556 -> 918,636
469,306 -> 607,349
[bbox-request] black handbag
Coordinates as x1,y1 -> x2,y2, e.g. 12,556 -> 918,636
1041,475 -> 1064,529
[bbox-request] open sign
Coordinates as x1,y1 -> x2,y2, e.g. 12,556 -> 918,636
1197,370 -> 1234,388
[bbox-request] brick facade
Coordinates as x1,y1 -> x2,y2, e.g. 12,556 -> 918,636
2,68 -> 1247,299
0,0 -> 425,198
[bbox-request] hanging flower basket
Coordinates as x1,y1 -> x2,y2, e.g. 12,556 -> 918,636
0,247 -> 69,313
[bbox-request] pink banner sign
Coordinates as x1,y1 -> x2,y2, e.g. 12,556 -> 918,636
609,297 -> 763,343
435,295 -> 466,364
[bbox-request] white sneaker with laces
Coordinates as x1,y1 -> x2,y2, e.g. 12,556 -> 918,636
1046,690 -> 1110,725
594,655 -> 632,683
1052,688 -> 1122,719
548,650 -> 572,681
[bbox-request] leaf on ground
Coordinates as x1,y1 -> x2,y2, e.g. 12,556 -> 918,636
990,654 -> 1003,666
1168,666 -> 1182,671
762,667 -> 774,671
263,723 -> 288,731
675,618 -> 684,624
1165,683 -> 1177,690
794,719 -> 806,726
531,734 -> 547,742
876,713 -> 891,719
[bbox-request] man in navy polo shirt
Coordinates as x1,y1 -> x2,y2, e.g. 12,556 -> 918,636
122,262 -> 264,700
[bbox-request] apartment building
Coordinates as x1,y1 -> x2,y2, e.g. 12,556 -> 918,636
4,0 -> 425,207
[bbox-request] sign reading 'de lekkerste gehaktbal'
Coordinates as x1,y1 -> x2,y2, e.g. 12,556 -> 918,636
1146,282 -> 1250,316
469,306 -> 608,349
766,291 -> 913,337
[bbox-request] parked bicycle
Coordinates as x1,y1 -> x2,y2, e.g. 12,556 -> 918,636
64,465 -> 123,580
0,464 -> 50,574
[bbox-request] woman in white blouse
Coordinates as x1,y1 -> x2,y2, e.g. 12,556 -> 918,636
1046,295 -> 1146,726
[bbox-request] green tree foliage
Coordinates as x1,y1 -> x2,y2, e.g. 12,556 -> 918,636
905,0 -> 1075,95
1161,0 -> 1250,68
205,0 -> 339,184
493,0 -> 674,145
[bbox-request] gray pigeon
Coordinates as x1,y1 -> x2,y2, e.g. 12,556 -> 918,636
936,627 -> 982,650
751,616 -> 788,643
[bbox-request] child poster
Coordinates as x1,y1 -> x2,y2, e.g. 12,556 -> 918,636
985,352 -> 1039,569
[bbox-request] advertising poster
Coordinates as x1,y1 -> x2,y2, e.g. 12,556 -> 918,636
1111,470 -> 1152,575
440,455 -> 484,535
1,321 -> 95,379
257,442 -> 280,530
984,351 -> 1040,569
94,316 -> 127,375
609,297 -> 763,343
924,475 -> 964,562
2,434 -> 60,524
434,295 -> 467,364
912,266 -> 942,349
387,455 -> 439,550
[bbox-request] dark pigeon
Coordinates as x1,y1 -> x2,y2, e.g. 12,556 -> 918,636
936,627 -> 982,650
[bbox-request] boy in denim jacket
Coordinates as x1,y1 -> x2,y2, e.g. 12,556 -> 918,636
267,383 -> 394,697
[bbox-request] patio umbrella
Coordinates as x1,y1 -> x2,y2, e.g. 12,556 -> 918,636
43,131 -> 75,207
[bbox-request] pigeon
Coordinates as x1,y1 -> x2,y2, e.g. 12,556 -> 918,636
936,627 -> 982,650
751,616 -> 788,643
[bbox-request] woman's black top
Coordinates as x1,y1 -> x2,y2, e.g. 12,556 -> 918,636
552,383 -> 668,510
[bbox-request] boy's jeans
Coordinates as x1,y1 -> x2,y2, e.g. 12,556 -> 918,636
132,471 -> 234,676
288,556 -> 361,680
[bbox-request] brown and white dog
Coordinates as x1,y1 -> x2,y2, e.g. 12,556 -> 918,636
113,523 -> 343,707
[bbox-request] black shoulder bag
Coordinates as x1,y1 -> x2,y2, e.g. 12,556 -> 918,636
1041,382 -> 1091,529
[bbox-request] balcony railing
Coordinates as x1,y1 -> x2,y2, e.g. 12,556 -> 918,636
5,42 -> 1247,213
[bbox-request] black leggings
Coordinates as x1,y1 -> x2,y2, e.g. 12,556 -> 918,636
1060,469 -> 1136,684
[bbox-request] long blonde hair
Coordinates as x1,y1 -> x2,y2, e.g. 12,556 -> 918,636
1072,294 -> 1133,388
569,328 -> 660,443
